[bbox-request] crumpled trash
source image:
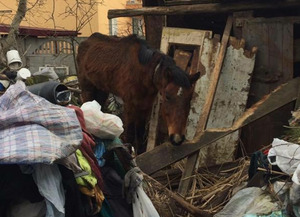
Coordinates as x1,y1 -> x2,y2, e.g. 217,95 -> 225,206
243,210 -> 288,217
267,138 -> 300,175
123,167 -> 143,203
214,187 -> 281,217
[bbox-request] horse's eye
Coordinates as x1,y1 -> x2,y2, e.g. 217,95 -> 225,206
165,94 -> 171,101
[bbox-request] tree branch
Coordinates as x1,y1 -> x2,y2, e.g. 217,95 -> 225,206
4,0 -> 27,51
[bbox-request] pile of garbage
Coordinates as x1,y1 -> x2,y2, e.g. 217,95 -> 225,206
0,81 -> 159,217
141,107 -> 300,217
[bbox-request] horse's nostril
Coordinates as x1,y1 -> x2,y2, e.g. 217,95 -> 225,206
170,134 -> 185,146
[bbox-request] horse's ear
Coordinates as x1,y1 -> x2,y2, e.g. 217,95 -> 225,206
138,43 -> 154,65
189,71 -> 201,84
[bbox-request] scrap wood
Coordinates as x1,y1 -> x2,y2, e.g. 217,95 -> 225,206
189,158 -> 249,213
143,157 -> 250,216
136,77 -> 300,175
143,172 -> 213,217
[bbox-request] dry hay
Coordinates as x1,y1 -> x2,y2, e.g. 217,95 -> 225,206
143,157 -> 250,217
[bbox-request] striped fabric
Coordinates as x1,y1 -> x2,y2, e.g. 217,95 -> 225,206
0,81 -> 83,164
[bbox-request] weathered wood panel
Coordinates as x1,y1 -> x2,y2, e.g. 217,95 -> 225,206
295,39 -> 300,62
241,18 -> 294,154
178,17 -> 233,196
185,36 -> 220,140
160,27 -> 212,52
198,41 -> 256,167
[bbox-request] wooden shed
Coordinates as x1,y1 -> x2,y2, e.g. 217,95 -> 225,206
109,0 -> 300,158
108,0 -> 300,202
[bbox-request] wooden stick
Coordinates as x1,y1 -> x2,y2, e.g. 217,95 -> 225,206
257,167 -> 289,176
67,86 -> 81,94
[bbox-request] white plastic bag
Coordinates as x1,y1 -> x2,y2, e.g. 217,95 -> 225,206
133,185 -> 160,217
267,138 -> 300,175
81,100 -> 124,139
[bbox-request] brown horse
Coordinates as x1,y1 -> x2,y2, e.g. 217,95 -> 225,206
77,33 -> 200,154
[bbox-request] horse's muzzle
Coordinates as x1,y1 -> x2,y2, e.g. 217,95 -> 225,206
170,134 -> 185,146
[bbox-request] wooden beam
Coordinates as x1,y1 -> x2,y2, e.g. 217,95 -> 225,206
108,0 -> 300,19
136,77 -> 300,175
178,16 -> 233,196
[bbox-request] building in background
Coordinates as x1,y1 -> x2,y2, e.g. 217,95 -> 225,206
0,0 -> 144,78
0,0 -> 143,37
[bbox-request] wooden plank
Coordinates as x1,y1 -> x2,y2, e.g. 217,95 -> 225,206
195,16 -> 233,136
160,27 -> 212,51
137,77 -> 300,175
282,23 -> 294,83
178,16 -> 233,196
295,39 -> 300,62
174,49 -> 192,71
146,95 -> 162,152
108,1 -> 300,19
198,39 -> 256,167
144,15 -> 165,49
186,35 -> 220,140
146,27 -> 212,152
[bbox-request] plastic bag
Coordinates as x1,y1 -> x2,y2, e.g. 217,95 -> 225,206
214,187 -> 280,217
132,185 -> 160,217
267,138 -> 300,175
81,100 -> 124,139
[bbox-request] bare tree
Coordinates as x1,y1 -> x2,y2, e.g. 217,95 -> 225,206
0,0 -> 27,67
0,0 -> 101,69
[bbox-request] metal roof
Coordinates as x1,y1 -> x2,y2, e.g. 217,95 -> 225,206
0,24 -> 80,37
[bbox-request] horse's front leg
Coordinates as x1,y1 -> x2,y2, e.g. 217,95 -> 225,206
120,104 -> 136,151
135,117 -> 147,154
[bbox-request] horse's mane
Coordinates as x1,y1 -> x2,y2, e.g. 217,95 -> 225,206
88,32 -> 191,88
160,55 -> 191,88
135,36 -> 191,88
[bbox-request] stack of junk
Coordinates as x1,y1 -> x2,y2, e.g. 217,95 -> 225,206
0,78 -> 160,217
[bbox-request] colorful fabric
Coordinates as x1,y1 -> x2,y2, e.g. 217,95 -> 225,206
94,138 -> 106,167
68,105 -> 104,189
0,81 -> 83,164
78,185 -> 105,215
76,149 -> 98,188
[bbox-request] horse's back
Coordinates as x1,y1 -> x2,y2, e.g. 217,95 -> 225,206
77,33 -> 147,99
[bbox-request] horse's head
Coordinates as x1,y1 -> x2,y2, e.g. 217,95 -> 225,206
153,54 -> 201,146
